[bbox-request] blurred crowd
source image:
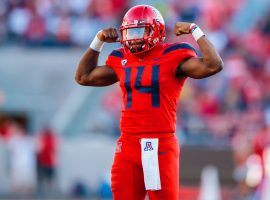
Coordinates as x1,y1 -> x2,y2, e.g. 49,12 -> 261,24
0,116 -> 114,198
1,0 -> 270,199
0,116 -> 58,197
0,0 -> 128,46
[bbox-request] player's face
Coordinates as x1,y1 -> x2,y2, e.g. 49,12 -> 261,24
129,39 -> 145,53
122,27 -> 150,53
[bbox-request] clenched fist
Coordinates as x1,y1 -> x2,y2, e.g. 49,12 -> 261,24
174,22 -> 193,36
97,28 -> 120,43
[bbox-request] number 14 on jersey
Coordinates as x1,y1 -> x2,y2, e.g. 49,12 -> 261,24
124,65 -> 160,109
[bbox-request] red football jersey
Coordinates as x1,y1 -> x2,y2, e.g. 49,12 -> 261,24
105,43 -> 197,136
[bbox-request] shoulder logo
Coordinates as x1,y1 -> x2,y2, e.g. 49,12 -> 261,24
121,59 -> 127,66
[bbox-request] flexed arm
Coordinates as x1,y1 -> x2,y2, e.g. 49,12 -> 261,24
75,28 -> 120,86
174,22 -> 224,79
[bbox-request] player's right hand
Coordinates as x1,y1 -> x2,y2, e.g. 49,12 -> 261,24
97,28 -> 120,43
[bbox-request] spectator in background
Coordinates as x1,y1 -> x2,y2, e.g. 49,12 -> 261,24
88,0 -> 128,23
54,11 -> 71,46
101,86 -> 122,136
36,126 -> 58,197
0,115 -> 12,140
231,127 -> 252,199
7,120 -> 36,195
7,2 -> 31,39
24,9 -> 46,45
252,124 -> 270,176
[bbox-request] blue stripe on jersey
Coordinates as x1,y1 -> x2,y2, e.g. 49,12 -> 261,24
162,43 -> 197,55
110,50 -> 123,58
124,68 -> 132,108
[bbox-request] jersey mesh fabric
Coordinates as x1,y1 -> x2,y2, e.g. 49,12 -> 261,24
105,43 -> 197,136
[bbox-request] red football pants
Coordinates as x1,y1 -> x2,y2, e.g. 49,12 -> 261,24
111,133 -> 180,200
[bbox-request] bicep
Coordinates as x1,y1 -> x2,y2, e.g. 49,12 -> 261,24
78,65 -> 118,86
177,57 -> 220,79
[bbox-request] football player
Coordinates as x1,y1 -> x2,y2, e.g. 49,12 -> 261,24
75,4 -> 223,200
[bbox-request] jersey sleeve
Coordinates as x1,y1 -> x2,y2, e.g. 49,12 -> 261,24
162,43 -> 198,77
105,48 -> 124,70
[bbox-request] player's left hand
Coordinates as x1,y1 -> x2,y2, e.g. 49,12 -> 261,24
174,22 -> 192,36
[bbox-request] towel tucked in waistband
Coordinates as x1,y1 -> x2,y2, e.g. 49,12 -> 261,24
140,138 -> 161,191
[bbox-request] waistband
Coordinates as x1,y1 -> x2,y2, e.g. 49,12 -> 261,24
120,132 -> 176,142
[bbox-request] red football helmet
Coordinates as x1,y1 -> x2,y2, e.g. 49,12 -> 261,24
120,5 -> 166,55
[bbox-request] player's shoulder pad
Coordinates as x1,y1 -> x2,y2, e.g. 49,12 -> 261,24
162,43 -> 197,55
109,48 -> 124,58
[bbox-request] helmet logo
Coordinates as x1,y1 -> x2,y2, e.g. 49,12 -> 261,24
132,20 -> 145,25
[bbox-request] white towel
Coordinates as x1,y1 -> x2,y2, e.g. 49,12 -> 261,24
141,138 -> 161,190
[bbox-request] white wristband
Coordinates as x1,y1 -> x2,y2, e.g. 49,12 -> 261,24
89,33 -> 104,52
190,23 -> 205,41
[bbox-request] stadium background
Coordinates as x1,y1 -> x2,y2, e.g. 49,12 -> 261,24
0,0 -> 270,199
